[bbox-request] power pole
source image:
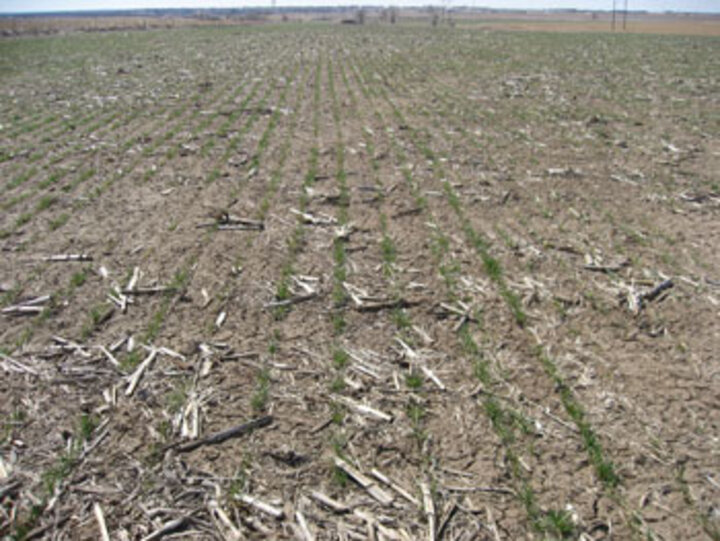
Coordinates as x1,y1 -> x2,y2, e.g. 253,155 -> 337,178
611,0 -> 616,31
622,0 -> 628,30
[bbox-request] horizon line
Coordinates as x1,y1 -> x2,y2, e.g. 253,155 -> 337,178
3,5 -> 720,15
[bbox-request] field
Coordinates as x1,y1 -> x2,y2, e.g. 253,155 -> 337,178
1,21 -> 719,540
430,11 -> 715,36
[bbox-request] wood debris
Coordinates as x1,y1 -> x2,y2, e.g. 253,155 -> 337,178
109,285 -> 131,312
435,300 -> 477,331
309,491 -> 349,513
217,221 -> 264,231
198,213 -> 264,230
628,278 -> 674,314
420,365 -> 446,391
421,482 -> 436,541
265,275 -> 319,308
546,167 -> 582,178
264,293 -> 317,309
344,281 -> 422,312
174,416 -> 273,453
0,478 -> 21,499
2,295 -> 49,316
583,255 -> 629,273
127,266 -> 141,292
334,223 -> 355,240
94,502 -> 111,541
370,469 -> 419,506
125,348 -> 158,396
208,500 -> 243,540
394,337 -> 418,359
1,305 -> 45,316
295,510 -> 315,541
642,278 -> 673,302
140,516 -> 189,541
290,208 -> 338,226
42,253 -> 93,262
392,206 -> 423,218
442,484 -> 514,495
1,353 -> 39,375
121,286 -> 176,295
307,186 -> 343,204
333,458 -> 394,506
52,335 -> 91,357
332,395 -> 393,422
678,191 -> 720,204
97,345 -> 120,367
237,494 -> 285,519
436,500 -> 457,540
610,173 -> 639,186
180,393 -> 201,439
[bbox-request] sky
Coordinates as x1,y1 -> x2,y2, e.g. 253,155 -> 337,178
1,0 -> 719,13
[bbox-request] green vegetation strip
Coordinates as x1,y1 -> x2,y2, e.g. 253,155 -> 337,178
358,45 -> 654,537
348,50 -> 576,537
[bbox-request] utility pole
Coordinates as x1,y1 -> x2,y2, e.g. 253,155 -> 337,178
611,0 -> 616,31
622,0 -> 628,30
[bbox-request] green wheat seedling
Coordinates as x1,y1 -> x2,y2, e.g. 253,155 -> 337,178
206,63 -> 300,329
3,264 -> 92,350
351,52 -> 582,536
257,63 -> 309,221
366,47 -> 643,535
118,265 -> 194,373
270,57 -> 320,322
379,215 -> 397,277
537,349 -> 620,489
326,58 -> 350,335
2,167 -> 37,194
251,367 -> 271,412
14,410 -> 104,536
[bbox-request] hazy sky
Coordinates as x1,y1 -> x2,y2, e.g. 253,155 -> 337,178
1,0 -> 719,13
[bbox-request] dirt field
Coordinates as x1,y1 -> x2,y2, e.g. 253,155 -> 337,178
449,12 -> 720,37
3,11 -> 719,38
464,19 -> 720,37
1,23 -> 719,540
0,16 -> 275,37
